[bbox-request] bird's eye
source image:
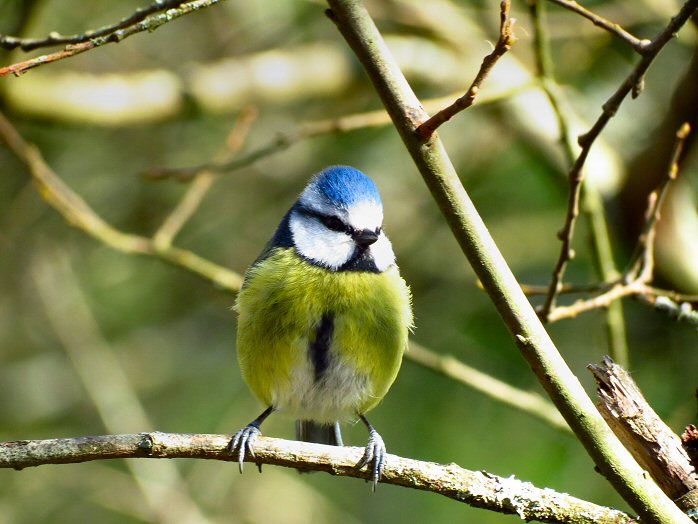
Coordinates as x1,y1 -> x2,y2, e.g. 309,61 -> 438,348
321,215 -> 346,233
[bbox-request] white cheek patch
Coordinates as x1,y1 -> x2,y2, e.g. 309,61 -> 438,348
368,232 -> 395,272
346,200 -> 383,231
290,212 -> 354,270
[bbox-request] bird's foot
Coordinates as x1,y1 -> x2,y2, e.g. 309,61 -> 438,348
228,425 -> 262,473
356,428 -> 386,491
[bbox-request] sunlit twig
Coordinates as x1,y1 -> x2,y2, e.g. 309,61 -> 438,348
0,0 -> 224,77
546,0 -> 650,53
546,123 -> 691,323
0,0 -> 187,51
528,0 -> 629,365
416,0 -> 516,139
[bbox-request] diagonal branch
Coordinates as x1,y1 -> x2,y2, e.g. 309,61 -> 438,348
625,122 -> 691,282
416,0 -> 516,139
152,107 -> 258,250
325,0 -> 692,521
0,432 -> 637,523
0,0 -> 225,77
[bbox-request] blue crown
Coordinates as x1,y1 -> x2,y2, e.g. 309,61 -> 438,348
310,166 -> 382,209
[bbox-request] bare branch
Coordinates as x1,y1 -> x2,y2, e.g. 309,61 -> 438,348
0,0 -> 225,77
544,123 -> 692,324
143,108 -> 401,181
0,110 -> 243,291
0,432 -> 637,523
626,123 -> 691,282
539,0 -> 698,321
153,107 -> 258,250
589,357 -> 698,513
0,0 -> 188,51
527,0 -> 629,365
416,0 -> 516,139
546,0 -> 650,53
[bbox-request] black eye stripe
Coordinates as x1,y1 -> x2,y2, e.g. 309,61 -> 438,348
321,214 -> 347,233
299,207 -> 352,234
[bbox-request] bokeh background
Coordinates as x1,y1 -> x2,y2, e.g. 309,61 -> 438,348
1,0 -> 697,522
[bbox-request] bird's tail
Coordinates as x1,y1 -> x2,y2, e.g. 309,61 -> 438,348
295,420 -> 343,446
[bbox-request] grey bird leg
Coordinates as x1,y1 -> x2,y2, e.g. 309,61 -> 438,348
229,406 -> 274,473
356,414 -> 386,491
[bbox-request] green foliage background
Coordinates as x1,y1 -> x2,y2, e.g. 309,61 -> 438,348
1,0 -> 697,522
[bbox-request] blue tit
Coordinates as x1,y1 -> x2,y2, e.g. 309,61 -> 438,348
230,165 -> 412,488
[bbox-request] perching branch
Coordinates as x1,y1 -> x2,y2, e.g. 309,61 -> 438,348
0,0 -> 224,77
539,0 -> 698,321
416,0 -> 515,139
0,432 -> 637,523
325,0 -> 691,521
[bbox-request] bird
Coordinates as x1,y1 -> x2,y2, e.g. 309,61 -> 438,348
229,165 -> 413,489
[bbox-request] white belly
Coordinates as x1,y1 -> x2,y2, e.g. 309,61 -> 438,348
273,355 -> 371,423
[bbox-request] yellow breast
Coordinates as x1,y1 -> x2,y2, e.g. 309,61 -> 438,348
235,248 -> 412,421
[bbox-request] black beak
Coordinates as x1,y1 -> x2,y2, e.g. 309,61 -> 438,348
354,229 -> 379,248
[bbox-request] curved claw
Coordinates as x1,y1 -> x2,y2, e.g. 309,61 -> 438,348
229,425 -> 261,473
356,428 -> 386,491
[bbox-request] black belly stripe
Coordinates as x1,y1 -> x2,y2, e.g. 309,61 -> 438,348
310,313 -> 334,381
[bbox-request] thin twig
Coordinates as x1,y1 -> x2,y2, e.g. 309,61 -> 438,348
546,0 -> 650,53
0,0 -> 224,77
152,107 -> 257,250
528,0 -> 629,365
143,85 -> 533,182
0,110 -> 243,291
547,123 -> 692,323
416,0 -> 516,139
625,122 -> 691,281
0,0 -> 187,51
143,108 -> 404,181
539,0 -> 698,321
642,295 -> 698,329
0,433 -> 638,523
